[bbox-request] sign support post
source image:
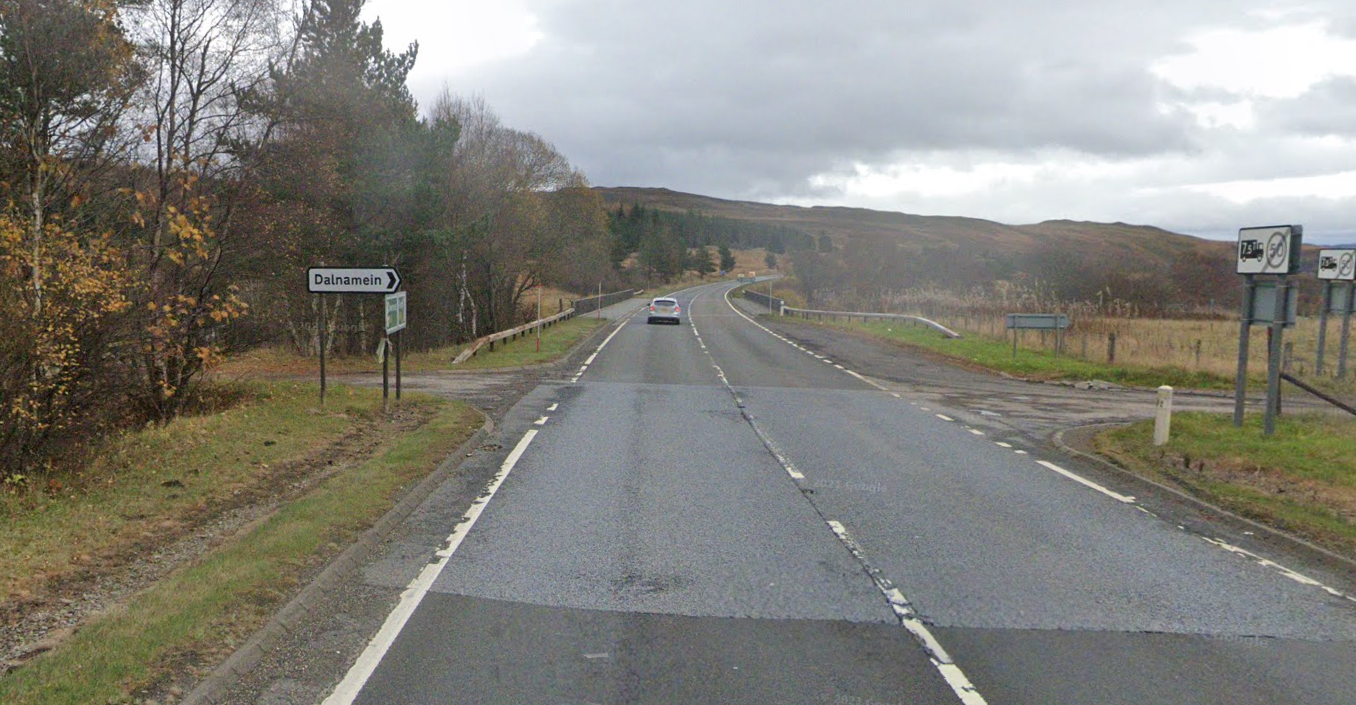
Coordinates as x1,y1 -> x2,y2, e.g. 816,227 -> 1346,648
1340,286 -> 1354,379
1315,249 -> 1356,377
1233,225 -> 1302,435
1318,281 -> 1333,375
383,290 -> 408,407
1264,276 -> 1288,436
381,333 -> 390,414
318,293 -> 327,411
1233,275 -> 1254,427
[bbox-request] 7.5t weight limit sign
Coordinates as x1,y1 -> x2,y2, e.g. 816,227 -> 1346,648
308,267 -> 401,294
1236,225 -> 1301,275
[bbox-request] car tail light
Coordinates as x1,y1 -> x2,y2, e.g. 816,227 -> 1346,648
675,306 -> 681,314
649,305 -> 655,311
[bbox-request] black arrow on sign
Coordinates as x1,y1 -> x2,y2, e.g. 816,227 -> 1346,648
386,270 -> 401,291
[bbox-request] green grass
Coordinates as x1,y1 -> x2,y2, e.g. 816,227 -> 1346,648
794,317 -> 1242,390
1097,412 -> 1356,551
0,382 -> 381,600
0,385 -> 480,704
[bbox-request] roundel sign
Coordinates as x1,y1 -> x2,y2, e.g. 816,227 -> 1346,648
1318,249 -> 1356,281
1237,225 -> 1302,275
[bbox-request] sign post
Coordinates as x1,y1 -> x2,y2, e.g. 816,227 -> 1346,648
318,293 -> 327,411
1316,249 -> 1356,376
1233,225 -> 1302,435
1005,314 -> 1071,359
305,266 -> 403,412
385,291 -> 407,403
1339,285 -> 1355,379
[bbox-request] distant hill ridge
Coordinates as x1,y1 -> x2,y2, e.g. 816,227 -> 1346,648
593,186 -> 1228,267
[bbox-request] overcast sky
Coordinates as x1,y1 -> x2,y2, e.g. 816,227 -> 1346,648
364,0 -> 1356,243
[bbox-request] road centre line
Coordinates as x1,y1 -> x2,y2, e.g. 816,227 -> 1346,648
827,520 -> 988,705
323,430 -> 539,705
968,429 -> 985,436
1036,460 -> 1135,504
936,414 -> 954,422
718,284 -> 1352,608
534,417 -> 548,425
547,403 -> 558,411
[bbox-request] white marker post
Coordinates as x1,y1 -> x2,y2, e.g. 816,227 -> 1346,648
1154,385 -> 1174,446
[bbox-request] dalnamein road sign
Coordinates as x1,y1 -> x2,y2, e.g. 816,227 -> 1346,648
308,267 -> 401,294
1237,225 -> 1302,275
1318,249 -> 1356,281
385,291 -> 407,334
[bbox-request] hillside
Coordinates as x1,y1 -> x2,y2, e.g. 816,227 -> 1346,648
595,186 -> 1230,266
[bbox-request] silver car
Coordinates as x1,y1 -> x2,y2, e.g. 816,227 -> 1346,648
646,297 -> 681,325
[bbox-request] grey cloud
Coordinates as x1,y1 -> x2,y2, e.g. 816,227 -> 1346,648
402,0 -> 1356,236
1256,77 -> 1356,138
437,0 -> 1239,196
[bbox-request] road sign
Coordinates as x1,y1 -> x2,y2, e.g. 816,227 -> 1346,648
1318,249 -> 1356,281
1236,225 -> 1302,275
1328,283 -> 1354,314
1250,281 -> 1297,327
308,267 -> 401,294
385,291 -> 407,334
1005,313 -> 1070,330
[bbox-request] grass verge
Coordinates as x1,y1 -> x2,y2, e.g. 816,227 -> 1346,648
219,315 -> 607,376
782,316 -> 1245,391
0,382 -> 480,704
1095,412 -> 1356,555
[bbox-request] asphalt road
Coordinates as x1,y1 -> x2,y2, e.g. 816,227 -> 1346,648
324,281 -> 1356,705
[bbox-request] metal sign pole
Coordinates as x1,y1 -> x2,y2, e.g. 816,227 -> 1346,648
318,293 -> 327,412
381,331 -> 390,415
1317,281 -> 1333,376
1233,275 -> 1255,427
1263,276 -> 1287,436
1340,283 -> 1354,380
537,283 -> 542,352
395,331 -> 402,401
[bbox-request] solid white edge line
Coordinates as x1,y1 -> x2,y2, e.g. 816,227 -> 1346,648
1036,460 -> 1136,504
1202,537 -> 1353,599
322,430 -> 539,705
